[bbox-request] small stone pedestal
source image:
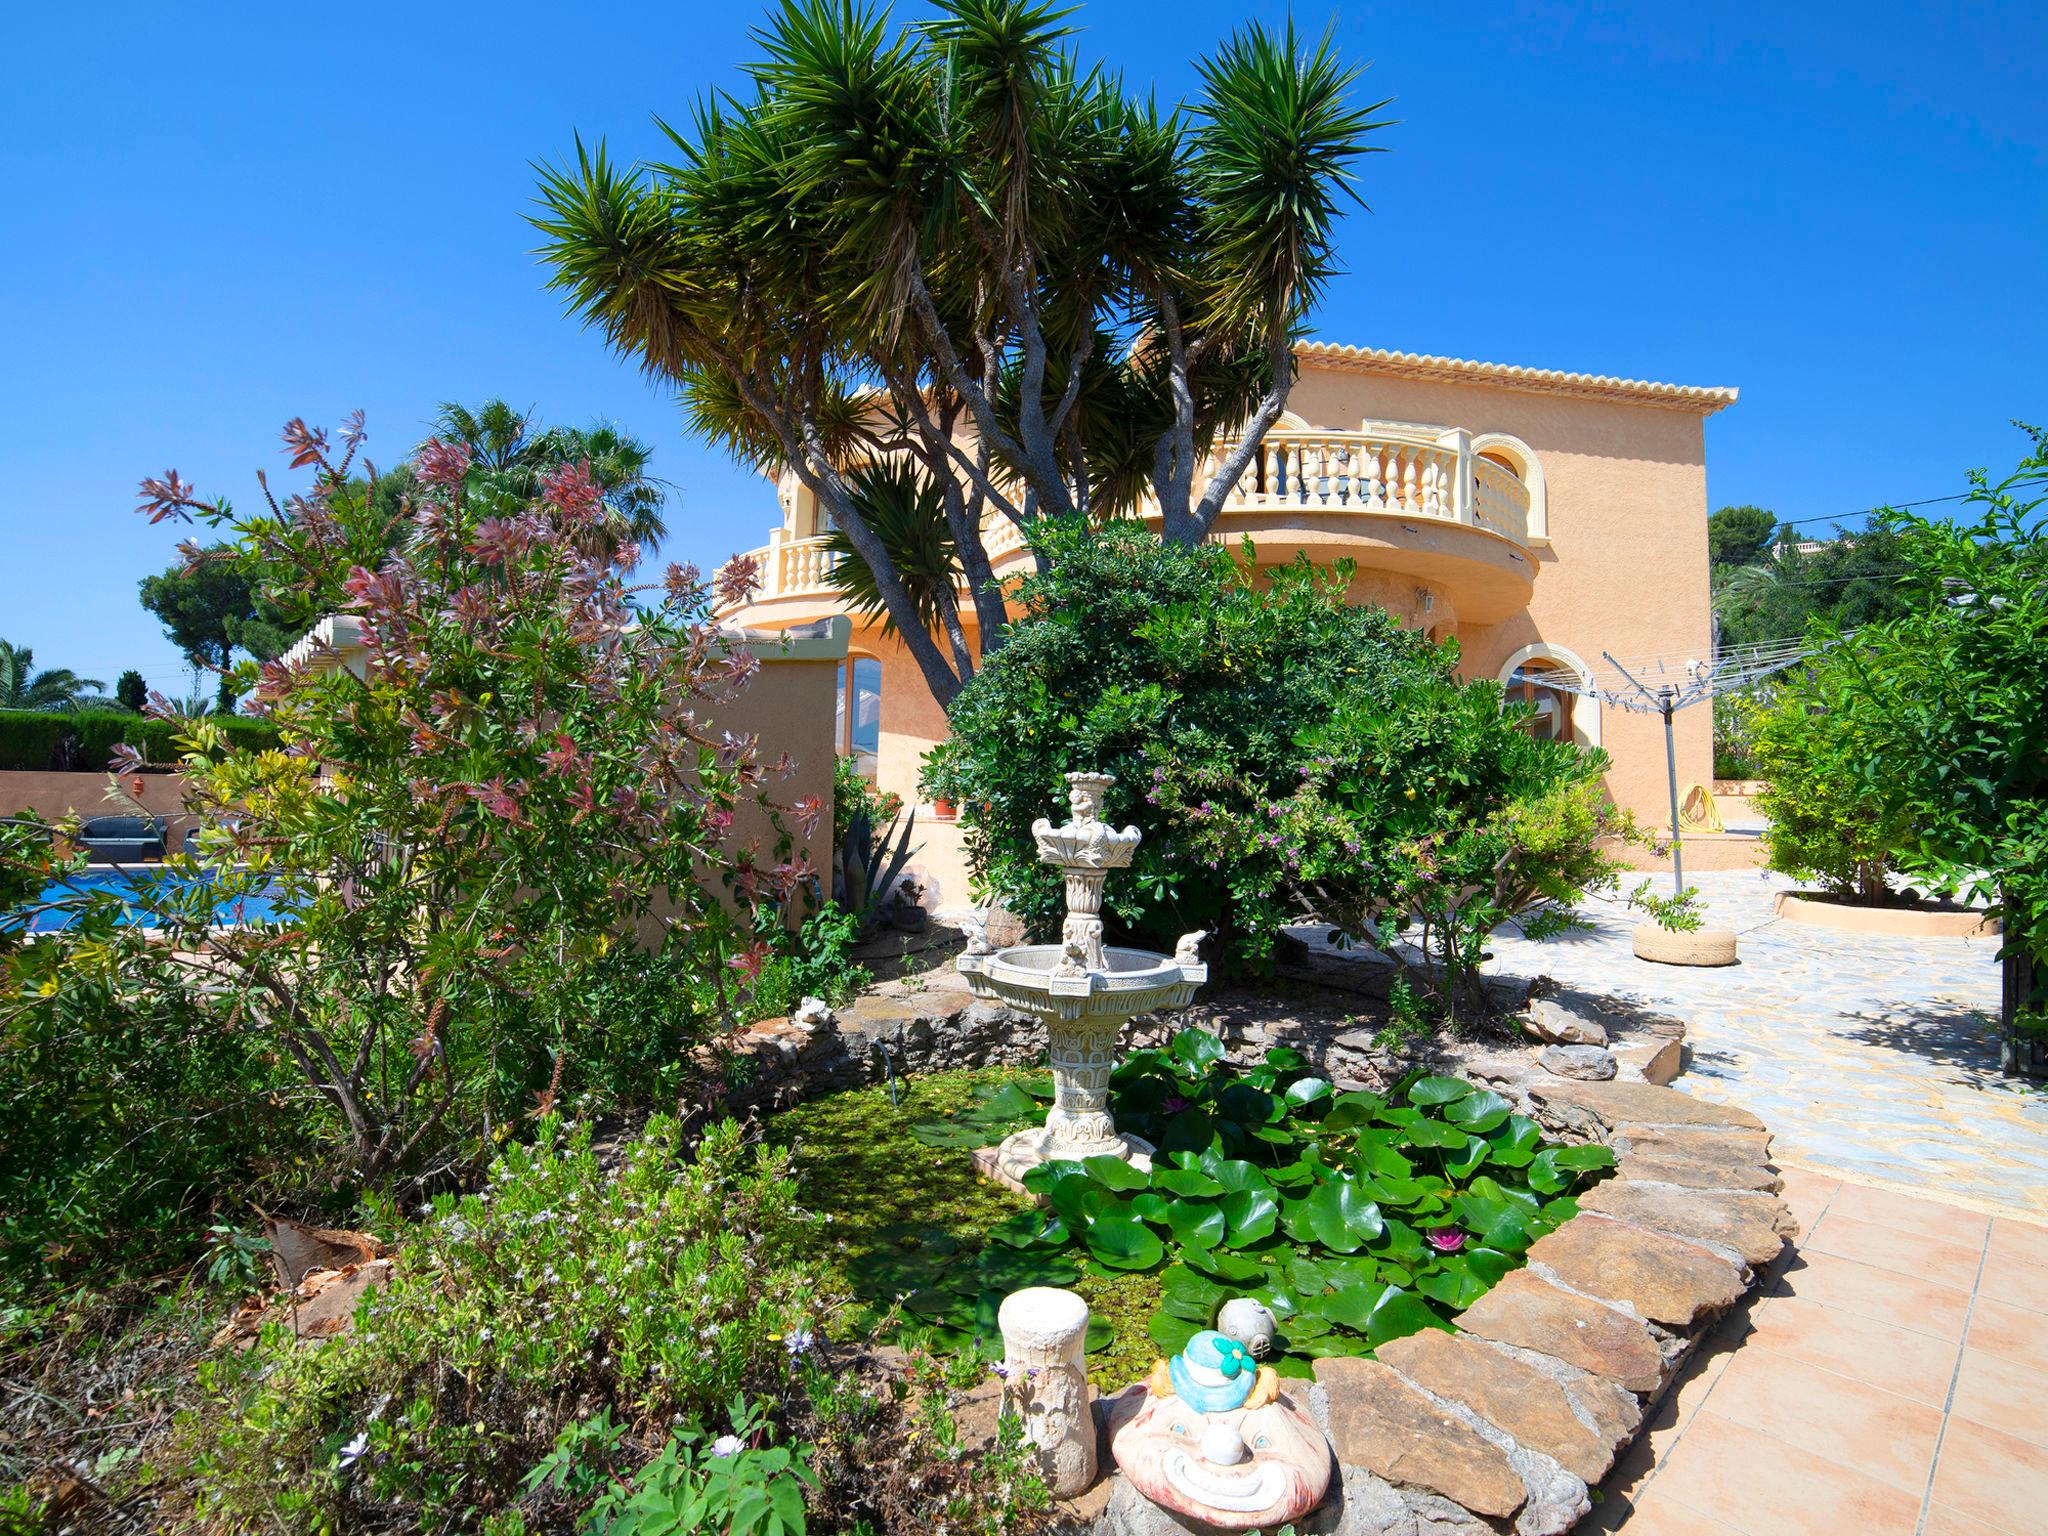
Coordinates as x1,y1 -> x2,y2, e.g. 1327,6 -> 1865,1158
997,1287 -> 1097,1497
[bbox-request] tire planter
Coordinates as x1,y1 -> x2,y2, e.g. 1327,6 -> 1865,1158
1631,922 -> 1739,967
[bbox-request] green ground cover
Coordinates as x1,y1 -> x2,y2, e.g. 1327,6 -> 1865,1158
767,1032 -> 1614,1392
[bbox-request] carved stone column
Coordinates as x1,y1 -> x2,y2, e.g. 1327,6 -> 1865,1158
998,1286 -> 1097,1497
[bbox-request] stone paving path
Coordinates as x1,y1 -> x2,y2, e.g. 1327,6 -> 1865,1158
1588,1170 -> 2048,1536
1486,868 -> 2048,1218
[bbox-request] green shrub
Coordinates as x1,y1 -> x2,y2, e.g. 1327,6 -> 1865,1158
0,708 -> 278,771
182,1116 -> 832,1533
750,906 -> 867,1021
0,961 -> 302,1295
1750,674 -> 1910,903
925,522 -> 1631,1017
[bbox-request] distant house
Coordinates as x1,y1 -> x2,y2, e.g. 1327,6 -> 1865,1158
714,343 -> 1736,909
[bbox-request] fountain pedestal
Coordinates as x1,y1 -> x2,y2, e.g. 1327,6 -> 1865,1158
957,773 -> 1208,1185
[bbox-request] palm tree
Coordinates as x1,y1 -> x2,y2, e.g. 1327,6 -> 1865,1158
532,1 -> 1388,708
823,462 -> 963,639
428,401 -> 669,556
0,641 -> 104,711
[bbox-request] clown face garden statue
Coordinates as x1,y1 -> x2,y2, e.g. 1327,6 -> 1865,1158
1105,1328 -> 1333,1528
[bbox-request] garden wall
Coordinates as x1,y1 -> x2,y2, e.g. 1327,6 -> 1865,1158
0,770 -> 194,850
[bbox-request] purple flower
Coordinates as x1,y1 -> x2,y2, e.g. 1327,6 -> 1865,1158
1162,1094 -> 1191,1114
1426,1227 -> 1467,1254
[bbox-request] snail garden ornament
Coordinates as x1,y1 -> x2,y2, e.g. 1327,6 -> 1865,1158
1106,1329 -> 1333,1528
1215,1297 -> 1279,1361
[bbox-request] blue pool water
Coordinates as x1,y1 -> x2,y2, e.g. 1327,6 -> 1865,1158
8,867 -> 282,933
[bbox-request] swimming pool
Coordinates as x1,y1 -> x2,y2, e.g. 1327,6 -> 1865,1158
6,867 -> 282,933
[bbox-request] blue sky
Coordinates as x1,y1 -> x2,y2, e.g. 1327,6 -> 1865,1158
2,1 -> 2041,694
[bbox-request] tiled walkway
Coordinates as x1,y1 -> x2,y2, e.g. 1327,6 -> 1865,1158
1487,869 -> 2048,1217
1591,1170 -> 2048,1536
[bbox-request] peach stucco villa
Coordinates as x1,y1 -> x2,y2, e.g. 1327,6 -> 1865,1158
713,342 -> 1737,912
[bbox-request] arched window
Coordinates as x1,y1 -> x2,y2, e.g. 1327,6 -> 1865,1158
1469,433 -> 1548,540
1507,660 -> 1575,742
790,483 -> 836,538
835,655 -> 881,778
1497,644 -> 1600,749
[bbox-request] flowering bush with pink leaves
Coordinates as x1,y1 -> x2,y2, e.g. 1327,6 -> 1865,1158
5,414 -> 811,1190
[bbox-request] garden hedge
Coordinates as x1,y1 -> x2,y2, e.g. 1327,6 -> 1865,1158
0,709 -> 280,772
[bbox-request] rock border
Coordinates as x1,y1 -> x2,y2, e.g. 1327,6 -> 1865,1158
1095,1074 -> 1790,1536
717,968 -> 1787,1536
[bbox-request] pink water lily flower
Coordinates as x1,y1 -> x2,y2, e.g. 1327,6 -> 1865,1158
1426,1227 -> 1467,1253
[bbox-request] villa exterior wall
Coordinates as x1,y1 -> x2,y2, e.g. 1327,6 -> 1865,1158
1284,366 -> 1716,819
727,349 -> 1730,917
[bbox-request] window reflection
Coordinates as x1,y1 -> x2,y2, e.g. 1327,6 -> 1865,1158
835,655 -> 881,778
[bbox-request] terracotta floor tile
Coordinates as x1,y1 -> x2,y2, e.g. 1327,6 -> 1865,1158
1987,1214 -> 2048,1268
1824,1181 -> 1991,1248
1648,1412 -> 1922,1536
1949,1346 -> 2048,1451
1630,1343 -> 1736,1472
1930,1417 -> 2048,1535
1702,1346 -> 1943,1494
1922,1501 -> 2015,1536
1965,1295 -> 2048,1374
1803,1211 -> 1983,1290
1774,1167 -> 1840,1239
1975,1249 -> 2048,1315
1769,1250 -> 1973,1340
1739,1294 -> 1959,1407
1614,1490 -> 1751,1534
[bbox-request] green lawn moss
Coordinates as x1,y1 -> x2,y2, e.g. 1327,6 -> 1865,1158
764,1068 -> 1165,1389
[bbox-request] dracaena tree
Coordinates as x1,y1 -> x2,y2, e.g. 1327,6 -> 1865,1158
533,0 -> 1388,706
3,415 -> 813,1185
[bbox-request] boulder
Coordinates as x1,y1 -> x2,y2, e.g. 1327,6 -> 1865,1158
1536,1044 -> 1617,1081
1576,1181 -> 1791,1266
1453,1272 -> 1665,1393
1527,1214 -> 1746,1326
1522,1000 -> 1609,1047
1312,1359 -> 1526,1519
1373,1330 -> 1618,1485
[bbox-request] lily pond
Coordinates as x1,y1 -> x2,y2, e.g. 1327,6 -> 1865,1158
767,1029 -> 1616,1387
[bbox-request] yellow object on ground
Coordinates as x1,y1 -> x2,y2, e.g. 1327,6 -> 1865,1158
1677,782 -> 1724,834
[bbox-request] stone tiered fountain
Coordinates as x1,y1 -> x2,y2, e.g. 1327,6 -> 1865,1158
957,772 -> 1208,1183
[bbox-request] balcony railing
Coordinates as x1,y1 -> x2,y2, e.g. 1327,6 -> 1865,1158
724,427 -> 1529,609
1200,426 -> 1530,542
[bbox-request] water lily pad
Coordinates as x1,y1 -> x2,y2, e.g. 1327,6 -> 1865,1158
1220,1187 -> 1279,1246
1446,1089 -> 1513,1133
1084,1154 -> 1151,1191
1305,1175 -> 1383,1253
1406,1075 -> 1473,1106
1086,1216 -> 1165,1271
1171,1029 -> 1225,1073
1155,1167 -> 1225,1198
1284,1075 -> 1333,1108
1164,1202 -> 1227,1251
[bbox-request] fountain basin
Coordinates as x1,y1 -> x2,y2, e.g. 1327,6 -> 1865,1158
958,944 -> 1206,1021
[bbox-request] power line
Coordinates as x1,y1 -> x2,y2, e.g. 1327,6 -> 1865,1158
1770,493 -> 1969,531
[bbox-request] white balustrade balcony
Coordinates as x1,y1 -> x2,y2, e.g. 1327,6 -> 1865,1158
719,425 -> 1532,614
